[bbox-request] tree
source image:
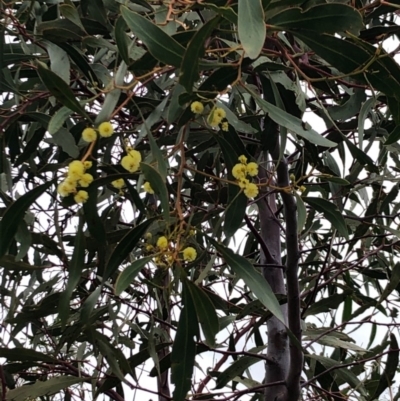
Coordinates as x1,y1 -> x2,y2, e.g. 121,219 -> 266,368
1,0 -> 400,400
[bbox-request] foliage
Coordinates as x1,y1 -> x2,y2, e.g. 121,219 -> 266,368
1,0 -> 400,400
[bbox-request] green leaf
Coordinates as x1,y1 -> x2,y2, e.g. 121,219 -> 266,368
121,6 -> 184,67
185,279 -> 219,347
115,256 -> 153,296
36,61 -> 90,119
238,0 -> 265,59
115,16 -> 130,64
179,16 -> 220,93
303,197 -> 349,239
0,255 -> 43,271
0,348 -> 58,363
215,356 -> 261,389
171,279 -> 198,401
51,128 -> 80,158
384,125 -> 400,146
6,376 -> 88,401
59,217 -> 85,327
224,187 -> 247,239
102,218 -> 154,282
0,181 -> 53,258
48,106 -> 74,135
294,192 -> 306,234
268,4 -> 364,35
141,163 -> 170,224
208,238 -> 285,324
369,334 -> 399,400
248,88 -> 337,147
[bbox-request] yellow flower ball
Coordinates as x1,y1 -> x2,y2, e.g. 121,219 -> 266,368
299,185 -> 306,193
183,247 -> 197,262
111,178 -> 125,189
157,236 -> 169,250
214,107 -> 226,120
144,232 -> 152,240
243,183 -> 259,199
82,127 -> 97,143
232,163 -> 246,180
57,181 -> 75,197
121,155 -> 140,173
83,161 -> 93,170
74,190 -> 89,204
290,174 -> 296,182
145,244 -> 154,252
98,121 -> 114,137
143,181 -> 154,194
68,160 -> 85,181
238,155 -> 247,164
207,109 -> 223,127
190,101 -> 204,114
238,178 -> 250,189
78,173 -> 94,187
221,121 -> 229,132
246,162 -> 259,177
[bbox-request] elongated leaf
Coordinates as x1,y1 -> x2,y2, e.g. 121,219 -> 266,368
249,89 -> 336,147
36,61 -> 90,119
171,280 -> 198,401
0,348 -> 58,363
115,256 -> 153,296
179,16 -> 220,92
0,181 -> 53,258
141,163 -> 170,224
208,238 -> 285,324
102,218 -> 154,282
6,376 -> 87,401
370,334 -> 399,400
48,106 -> 74,135
384,125 -> 400,146
238,0 -> 265,59
268,4 -> 363,35
185,279 -> 219,347
121,6 -> 184,67
303,197 -> 349,239
294,192 -> 306,234
215,356 -> 260,389
115,16 -> 130,64
224,187 -> 247,239
0,255 -> 43,271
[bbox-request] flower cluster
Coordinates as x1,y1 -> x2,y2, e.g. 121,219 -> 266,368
57,160 -> 93,203
81,121 -> 114,143
232,155 -> 259,199
121,147 -> 142,173
190,102 -> 229,132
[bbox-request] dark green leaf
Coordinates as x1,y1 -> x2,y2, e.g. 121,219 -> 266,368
115,16 -> 130,64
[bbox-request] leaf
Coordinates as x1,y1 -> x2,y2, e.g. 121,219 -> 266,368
51,128 -> 80,158
48,106 -> 74,135
303,197 -> 349,239
369,334 -> 399,400
304,291 -> 352,317
208,238 -> 285,324
59,217 -> 85,327
268,4 -> 364,35
224,187 -> 247,239
44,41 -> 71,84
121,6 -> 184,67
115,16 -> 130,64
238,0 -> 265,59
0,255 -> 43,271
102,218 -> 154,282
171,279 -> 198,401
384,125 -> 400,146
249,88 -> 337,147
312,336 -> 367,353
6,376 -> 87,401
294,192 -> 306,234
0,348 -> 58,363
215,356 -> 261,389
0,181 -> 53,258
115,256 -> 153,296
179,16 -> 220,93
141,163 -> 170,224
36,61 -> 90,119
185,279 -> 219,347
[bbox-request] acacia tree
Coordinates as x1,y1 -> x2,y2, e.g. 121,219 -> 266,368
1,0 -> 400,400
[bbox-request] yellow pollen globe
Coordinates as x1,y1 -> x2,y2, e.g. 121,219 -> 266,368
299,185 -> 306,193
78,173 -> 93,187
244,183 -> 259,199
82,127 -> 97,142
246,162 -> 259,177
74,190 -> 89,204
83,161 -> 93,170
221,121 -> 229,132
183,247 -> 197,262
238,178 -> 250,189
98,121 -> 114,137
214,107 -> 226,119
157,236 -> 168,250
238,155 -> 247,164
232,163 -> 246,179
143,182 -> 154,194
68,160 -> 85,181
111,179 -> 125,189
145,244 -> 154,252
121,155 -> 140,173
57,181 -> 75,197
190,101 -> 204,114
